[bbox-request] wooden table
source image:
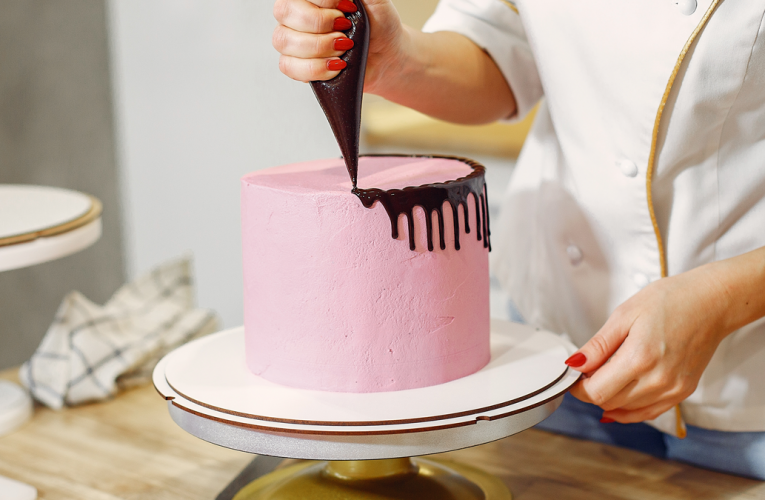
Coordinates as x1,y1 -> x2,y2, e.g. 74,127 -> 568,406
1,368 -> 763,500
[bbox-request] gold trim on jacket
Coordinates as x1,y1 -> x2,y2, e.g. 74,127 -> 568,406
499,0 -> 519,15
646,0 -> 724,439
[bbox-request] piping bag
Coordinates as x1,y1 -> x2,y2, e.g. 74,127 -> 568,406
310,0 -> 370,188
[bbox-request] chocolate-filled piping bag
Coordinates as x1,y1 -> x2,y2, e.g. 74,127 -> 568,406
310,0 -> 369,188
308,4 -> 490,253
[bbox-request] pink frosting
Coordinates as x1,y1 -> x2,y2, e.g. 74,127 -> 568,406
241,156 -> 490,392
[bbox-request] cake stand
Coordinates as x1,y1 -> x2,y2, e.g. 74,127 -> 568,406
0,184 -> 102,500
153,319 -> 579,499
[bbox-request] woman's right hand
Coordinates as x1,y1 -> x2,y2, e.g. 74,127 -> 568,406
273,0 -> 516,124
272,0 -> 405,91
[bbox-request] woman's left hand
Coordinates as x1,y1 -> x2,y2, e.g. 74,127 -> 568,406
567,264 -> 732,423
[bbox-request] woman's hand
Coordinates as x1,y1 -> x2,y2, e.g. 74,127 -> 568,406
567,262 -> 735,424
272,0 -> 404,91
273,0 -> 516,123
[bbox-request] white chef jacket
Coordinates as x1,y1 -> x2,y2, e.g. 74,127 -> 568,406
424,0 -> 765,435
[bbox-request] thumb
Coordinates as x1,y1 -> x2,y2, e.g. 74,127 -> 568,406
564,311 -> 631,373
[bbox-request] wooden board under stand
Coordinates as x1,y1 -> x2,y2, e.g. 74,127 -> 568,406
154,320 -> 580,500
0,184 -> 102,272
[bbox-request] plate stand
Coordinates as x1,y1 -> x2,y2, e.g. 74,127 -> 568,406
232,457 -> 511,500
1,185 -> 103,500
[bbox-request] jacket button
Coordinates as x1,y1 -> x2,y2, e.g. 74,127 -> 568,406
633,273 -> 651,288
676,0 -> 697,15
567,245 -> 583,265
617,160 -> 639,178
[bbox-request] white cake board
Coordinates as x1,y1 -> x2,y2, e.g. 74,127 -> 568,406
0,185 -> 102,500
153,320 -> 579,461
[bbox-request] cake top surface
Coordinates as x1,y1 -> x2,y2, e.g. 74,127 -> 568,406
242,156 -> 473,193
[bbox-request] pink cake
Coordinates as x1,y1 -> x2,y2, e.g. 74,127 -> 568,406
241,156 -> 490,393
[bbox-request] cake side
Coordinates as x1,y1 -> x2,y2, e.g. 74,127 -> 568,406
241,156 -> 490,392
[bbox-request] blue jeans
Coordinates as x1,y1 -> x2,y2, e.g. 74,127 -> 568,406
536,393 -> 765,480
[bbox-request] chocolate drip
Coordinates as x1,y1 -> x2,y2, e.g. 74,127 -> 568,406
304,5 -> 489,252
353,155 -> 491,252
309,0 -> 369,188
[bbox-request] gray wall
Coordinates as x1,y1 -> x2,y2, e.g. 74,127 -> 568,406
109,0 -> 340,329
0,1 -> 125,369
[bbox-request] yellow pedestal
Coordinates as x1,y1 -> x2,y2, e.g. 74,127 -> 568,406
233,457 -> 511,500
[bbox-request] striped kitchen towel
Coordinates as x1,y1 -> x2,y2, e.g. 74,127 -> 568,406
19,257 -> 218,409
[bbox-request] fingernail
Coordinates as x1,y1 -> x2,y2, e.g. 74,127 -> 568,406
327,59 -> 347,71
565,352 -> 587,368
337,0 -> 357,13
333,18 -> 353,31
333,37 -> 354,51
600,417 -> 615,424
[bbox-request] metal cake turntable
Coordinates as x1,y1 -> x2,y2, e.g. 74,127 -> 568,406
153,319 -> 579,499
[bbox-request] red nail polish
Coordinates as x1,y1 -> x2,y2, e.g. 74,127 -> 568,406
600,417 -> 615,424
337,0 -> 357,13
333,37 -> 354,51
333,17 -> 353,31
565,352 -> 587,368
327,59 -> 347,71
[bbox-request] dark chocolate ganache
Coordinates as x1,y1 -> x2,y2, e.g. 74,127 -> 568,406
354,155 -> 490,252
310,2 -> 490,252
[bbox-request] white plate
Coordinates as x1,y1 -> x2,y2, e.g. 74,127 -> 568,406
0,185 -> 91,240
